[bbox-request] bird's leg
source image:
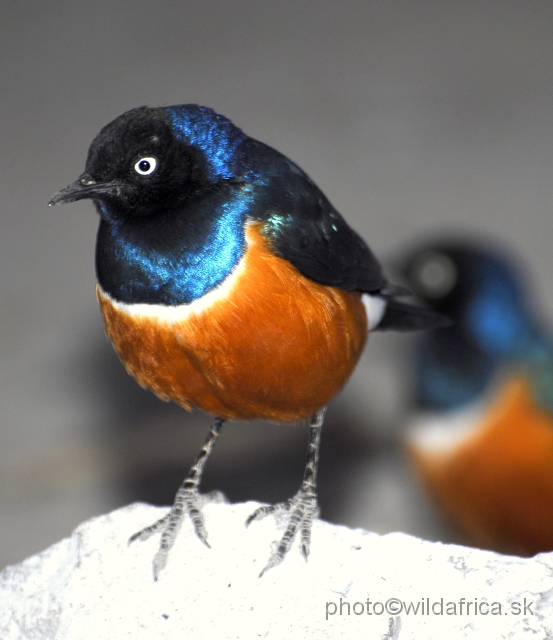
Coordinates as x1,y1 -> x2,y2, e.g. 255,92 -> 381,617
246,407 -> 326,577
129,416 -> 226,580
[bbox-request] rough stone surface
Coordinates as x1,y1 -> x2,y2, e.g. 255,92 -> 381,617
1,502 -> 552,639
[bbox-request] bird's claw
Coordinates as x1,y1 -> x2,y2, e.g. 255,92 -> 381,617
246,490 -> 319,577
129,488 -> 227,580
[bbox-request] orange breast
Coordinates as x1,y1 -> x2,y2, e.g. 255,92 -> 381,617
97,222 -> 367,421
409,376 -> 553,555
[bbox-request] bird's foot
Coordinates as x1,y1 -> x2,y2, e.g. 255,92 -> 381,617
129,488 -> 226,580
246,489 -> 319,577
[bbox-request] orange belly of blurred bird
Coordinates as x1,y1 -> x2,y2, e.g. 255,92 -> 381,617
97,222 -> 367,422
409,377 -> 553,555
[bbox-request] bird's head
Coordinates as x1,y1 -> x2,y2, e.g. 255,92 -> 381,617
49,105 -> 249,220
402,240 -> 533,356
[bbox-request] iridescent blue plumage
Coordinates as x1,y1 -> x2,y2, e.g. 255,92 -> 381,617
415,332 -> 499,410
404,243 -> 553,412
467,259 -> 533,356
166,105 -> 249,182
95,182 -> 259,305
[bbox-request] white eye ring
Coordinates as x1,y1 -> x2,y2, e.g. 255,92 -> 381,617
412,251 -> 458,298
134,157 -> 157,176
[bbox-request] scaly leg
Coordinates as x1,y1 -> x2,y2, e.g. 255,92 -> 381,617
246,407 -> 326,577
129,416 -> 226,580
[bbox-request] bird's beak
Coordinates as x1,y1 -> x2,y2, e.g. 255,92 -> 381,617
48,174 -> 120,206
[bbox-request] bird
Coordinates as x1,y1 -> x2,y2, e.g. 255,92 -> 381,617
49,104 -> 447,578
401,239 -> 553,555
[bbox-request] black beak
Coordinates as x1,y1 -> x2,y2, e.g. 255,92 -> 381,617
48,174 -> 120,206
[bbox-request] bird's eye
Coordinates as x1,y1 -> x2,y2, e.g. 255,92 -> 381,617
134,157 -> 157,176
410,251 -> 458,298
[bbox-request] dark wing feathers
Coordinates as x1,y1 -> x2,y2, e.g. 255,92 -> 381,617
252,157 -> 450,331
258,170 -> 388,292
269,217 -> 388,291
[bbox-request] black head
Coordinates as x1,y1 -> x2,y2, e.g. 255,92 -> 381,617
402,241 -> 525,315
49,105 -> 249,220
401,239 -> 534,357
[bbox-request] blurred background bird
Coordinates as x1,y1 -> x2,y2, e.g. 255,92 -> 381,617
401,239 -> 553,556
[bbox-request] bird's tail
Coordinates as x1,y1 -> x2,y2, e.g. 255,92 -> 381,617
371,298 -> 452,332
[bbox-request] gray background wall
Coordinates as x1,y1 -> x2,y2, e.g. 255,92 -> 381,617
1,1 -> 552,568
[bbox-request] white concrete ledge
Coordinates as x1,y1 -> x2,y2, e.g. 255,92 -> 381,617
1,502 -> 552,639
